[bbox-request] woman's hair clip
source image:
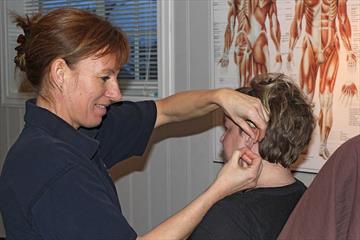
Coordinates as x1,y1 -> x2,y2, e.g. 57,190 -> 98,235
14,33 -> 27,71
17,34 -> 26,44
15,34 -> 25,53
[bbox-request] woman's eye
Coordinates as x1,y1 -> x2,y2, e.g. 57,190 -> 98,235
100,76 -> 110,82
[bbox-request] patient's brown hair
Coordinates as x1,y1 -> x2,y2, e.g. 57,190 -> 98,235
237,73 -> 315,168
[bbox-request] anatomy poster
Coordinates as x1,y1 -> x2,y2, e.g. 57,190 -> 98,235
212,0 -> 360,172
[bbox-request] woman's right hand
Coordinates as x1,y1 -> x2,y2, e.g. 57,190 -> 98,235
211,147 -> 263,199
138,147 -> 262,240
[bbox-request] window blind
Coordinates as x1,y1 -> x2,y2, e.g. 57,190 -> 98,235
21,0 -> 158,97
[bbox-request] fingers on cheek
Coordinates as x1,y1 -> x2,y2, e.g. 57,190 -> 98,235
240,159 -> 249,167
240,153 -> 252,165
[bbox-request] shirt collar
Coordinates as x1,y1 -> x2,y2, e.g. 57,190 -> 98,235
24,99 -> 99,159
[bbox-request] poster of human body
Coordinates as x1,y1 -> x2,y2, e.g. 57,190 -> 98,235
212,0 -> 360,172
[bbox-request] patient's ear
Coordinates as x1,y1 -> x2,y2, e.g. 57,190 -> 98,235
243,131 -> 260,154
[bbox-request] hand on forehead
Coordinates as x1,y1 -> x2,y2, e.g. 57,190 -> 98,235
224,115 -> 258,149
225,114 -> 259,136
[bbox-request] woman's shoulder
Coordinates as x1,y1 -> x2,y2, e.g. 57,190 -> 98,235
2,127 -> 82,189
1,128 -> 84,211
7,126 -> 80,164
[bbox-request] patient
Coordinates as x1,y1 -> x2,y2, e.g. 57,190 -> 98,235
189,73 -> 315,240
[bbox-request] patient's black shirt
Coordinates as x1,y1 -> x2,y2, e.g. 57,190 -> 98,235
189,179 -> 306,240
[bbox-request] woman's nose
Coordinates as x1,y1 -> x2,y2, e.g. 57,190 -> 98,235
106,78 -> 122,102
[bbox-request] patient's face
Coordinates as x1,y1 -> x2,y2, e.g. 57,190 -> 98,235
220,116 -> 254,162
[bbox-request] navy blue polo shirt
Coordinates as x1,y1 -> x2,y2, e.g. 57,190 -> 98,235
0,99 -> 156,240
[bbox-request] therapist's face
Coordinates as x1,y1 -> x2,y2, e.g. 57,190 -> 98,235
220,116 -> 257,162
61,53 -> 122,129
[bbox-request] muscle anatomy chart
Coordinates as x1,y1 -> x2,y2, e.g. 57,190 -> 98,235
213,0 -> 360,172
218,0 -> 282,87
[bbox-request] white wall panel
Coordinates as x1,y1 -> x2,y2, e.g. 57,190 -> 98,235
168,137 -> 190,214
146,140 -> 169,228
0,106 -> 7,237
6,108 -> 22,147
0,107 -> 7,168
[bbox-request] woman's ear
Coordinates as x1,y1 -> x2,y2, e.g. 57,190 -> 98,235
49,58 -> 67,92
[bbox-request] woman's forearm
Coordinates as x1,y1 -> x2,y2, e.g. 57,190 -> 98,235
154,89 -> 221,128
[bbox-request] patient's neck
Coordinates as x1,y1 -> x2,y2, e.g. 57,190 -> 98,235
256,160 -> 295,188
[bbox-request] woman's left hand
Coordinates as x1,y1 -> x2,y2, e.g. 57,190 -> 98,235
217,88 -> 269,141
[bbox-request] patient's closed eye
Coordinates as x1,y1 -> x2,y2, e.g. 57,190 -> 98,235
100,76 -> 110,82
